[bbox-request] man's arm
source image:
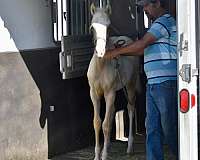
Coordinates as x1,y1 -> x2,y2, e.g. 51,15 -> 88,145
104,32 -> 157,59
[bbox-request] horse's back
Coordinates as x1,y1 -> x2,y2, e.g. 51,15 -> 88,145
107,36 -> 140,84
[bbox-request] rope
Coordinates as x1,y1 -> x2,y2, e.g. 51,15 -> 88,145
114,58 -> 133,106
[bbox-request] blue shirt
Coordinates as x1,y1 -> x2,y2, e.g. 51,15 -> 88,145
144,14 -> 177,84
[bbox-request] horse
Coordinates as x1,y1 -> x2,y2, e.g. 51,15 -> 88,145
87,2 -> 140,160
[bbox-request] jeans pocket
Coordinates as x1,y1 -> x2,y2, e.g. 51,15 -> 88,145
159,80 -> 177,89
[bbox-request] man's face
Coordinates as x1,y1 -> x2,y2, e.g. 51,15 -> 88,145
143,3 -> 157,20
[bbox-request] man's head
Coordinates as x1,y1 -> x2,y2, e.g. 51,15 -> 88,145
137,0 -> 167,20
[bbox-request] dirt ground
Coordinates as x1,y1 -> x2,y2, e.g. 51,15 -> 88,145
52,135 -> 176,160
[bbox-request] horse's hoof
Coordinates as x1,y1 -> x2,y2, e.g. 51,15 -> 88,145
127,148 -> 134,155
94,156 -> 100,160
101,151 -> 108,160
101,157 -> 107,160
94,153 -> 101,160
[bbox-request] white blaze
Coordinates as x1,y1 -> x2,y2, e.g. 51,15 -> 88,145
92,23 -> 107,57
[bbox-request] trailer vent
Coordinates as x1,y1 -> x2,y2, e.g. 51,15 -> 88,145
59,35 -> 94,79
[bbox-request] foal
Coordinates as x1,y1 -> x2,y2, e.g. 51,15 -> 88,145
87,4 -> 140,160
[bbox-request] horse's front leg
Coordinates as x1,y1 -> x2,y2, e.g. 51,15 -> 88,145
102,91 -> 116,160
126,82 -> 137,154
90,89 -> 102,160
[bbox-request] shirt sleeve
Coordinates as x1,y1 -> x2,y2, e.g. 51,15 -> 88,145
147,21 -> 169,40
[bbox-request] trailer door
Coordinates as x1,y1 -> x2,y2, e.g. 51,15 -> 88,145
178,0 -> 199,159
52,0 -> 94,79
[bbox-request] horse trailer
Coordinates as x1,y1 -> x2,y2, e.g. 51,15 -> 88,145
178,0 -> 199,159
0,0 -> 199,159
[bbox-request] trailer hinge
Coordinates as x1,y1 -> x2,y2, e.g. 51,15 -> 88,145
192,68 -> 199,77
179,33 -> 188,56
179,64 -> 191,83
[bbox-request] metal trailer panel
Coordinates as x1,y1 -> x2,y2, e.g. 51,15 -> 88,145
178,0 -> 199,159
52,0 -> 91,42
59,35 -> 94,79
197,0 -> 200,157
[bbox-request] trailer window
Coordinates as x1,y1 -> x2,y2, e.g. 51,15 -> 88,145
52,0 -> 91,42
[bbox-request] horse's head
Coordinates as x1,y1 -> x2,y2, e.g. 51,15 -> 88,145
90,2 -> 111,57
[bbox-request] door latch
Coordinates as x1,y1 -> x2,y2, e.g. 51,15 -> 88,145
179,64 -> 191,83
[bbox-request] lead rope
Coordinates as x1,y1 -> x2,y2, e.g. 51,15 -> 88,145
114,57 -> 133,106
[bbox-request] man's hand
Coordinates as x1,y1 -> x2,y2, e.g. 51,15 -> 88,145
103,49 -> 119,59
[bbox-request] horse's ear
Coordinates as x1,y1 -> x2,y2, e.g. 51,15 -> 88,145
90,3 -> 96,15
106,4 -> 112,15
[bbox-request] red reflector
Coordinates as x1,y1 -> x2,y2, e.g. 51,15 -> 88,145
180,89 -> 189,113
191,94 -> 195,108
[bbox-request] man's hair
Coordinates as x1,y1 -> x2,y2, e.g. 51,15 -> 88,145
151,0 -> 167,9
160,0 -> 167,8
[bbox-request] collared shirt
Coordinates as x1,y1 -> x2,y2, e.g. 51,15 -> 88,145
144,14 -> 177,84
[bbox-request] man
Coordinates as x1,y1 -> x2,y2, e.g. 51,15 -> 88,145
104,0 -> 178,159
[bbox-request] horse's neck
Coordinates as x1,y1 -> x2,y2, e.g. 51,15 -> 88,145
93,54 -> 106,71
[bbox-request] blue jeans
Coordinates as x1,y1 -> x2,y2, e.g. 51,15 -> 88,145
146,80 -> 178,160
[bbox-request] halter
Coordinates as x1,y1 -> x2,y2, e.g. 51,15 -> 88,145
113,39 -> 134,105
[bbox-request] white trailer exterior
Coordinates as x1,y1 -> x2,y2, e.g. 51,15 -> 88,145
178,0 -> 199,159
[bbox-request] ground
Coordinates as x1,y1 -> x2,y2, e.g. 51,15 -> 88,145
52,135 -> 176,160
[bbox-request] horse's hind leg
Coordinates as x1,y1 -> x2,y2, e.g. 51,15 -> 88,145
126,81 -> 137,154
102,91 -> 116,160
90,89 -> 102,160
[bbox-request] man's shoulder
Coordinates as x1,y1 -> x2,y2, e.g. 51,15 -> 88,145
152,14 -> 176,32
155,14 -> 175,24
